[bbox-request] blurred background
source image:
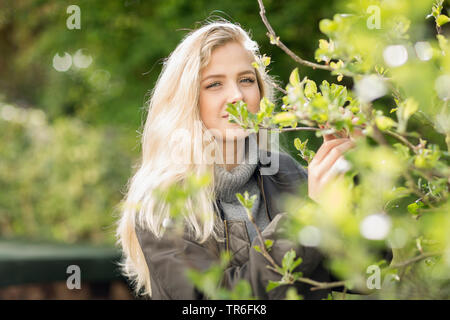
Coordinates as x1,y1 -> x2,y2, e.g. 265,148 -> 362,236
0,0 -> 340,299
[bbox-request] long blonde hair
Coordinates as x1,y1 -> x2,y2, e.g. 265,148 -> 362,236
116,20 -> 275,298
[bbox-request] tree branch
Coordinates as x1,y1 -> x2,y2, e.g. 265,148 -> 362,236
256,0 -> 333,71
388,252 -> 441,269
385,130 -> 419,154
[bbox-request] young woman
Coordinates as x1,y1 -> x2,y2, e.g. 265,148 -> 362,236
116,21 -> 356,300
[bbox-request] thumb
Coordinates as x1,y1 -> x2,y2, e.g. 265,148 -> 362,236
319,124 -> 338,142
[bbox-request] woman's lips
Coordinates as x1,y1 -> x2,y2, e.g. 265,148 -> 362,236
222,114 -> 229,118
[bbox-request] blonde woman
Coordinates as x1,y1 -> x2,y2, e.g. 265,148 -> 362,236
116,21 -> 356,300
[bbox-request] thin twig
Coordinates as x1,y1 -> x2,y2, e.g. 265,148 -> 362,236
256,0 -> 333,71
342,285 -> 348,299
388,252 -> 441,269
385,130 -> 419,154
271,81 -> 287,95
275,126 -> 320,133
258,125 -> 320,133
248,212 -> 279,269
308,279 -> 347,291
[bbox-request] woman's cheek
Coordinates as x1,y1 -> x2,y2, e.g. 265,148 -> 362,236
248,96 -> 261,113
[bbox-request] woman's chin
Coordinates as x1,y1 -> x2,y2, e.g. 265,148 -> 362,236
206,124 -> 251,142
223,127 -> 251,141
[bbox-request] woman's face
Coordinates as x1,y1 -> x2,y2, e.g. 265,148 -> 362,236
199,41 -> 261,141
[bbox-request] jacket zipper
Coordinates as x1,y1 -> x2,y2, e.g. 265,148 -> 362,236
223,219 -> 230,253
217,199 -> 230,253
257,168 -> 272,222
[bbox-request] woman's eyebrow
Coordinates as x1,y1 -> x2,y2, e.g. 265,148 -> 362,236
201,70 -> 255,82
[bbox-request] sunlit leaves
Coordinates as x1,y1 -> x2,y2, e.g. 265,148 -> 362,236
304,79 -> 317,99
395,98 -> 418,133
226,98 -> 275,133
319,19 -> 338,35
407,201 -> 425,216
236,191 -> 257,222
253,239 -> 274,254
289,67 -> 301,87
436,14 -> 450,27
375,115 -> 397,131
272,112 -> 297,128
428,0 -> 450,27
266,249 -> 303,292
252,54 -> 271,70
294,138 -> 315,164
413,144 -> 442,169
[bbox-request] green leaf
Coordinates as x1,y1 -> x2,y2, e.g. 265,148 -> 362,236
294,138 -> 302,151
304,79 -> 317,99
236,193 -> 245,205
436,14 -> 450,27
265,239 -> 274,251
407,201 -> 424,215
291,257 -> 303,272
292,271 -> 303,281
375,116 -> 397,131
282,249 -> 296,271
330,60 -> 344,70
262,55 -> 271,67
273,112 -> 297,127
266,280 -> 283,292
269,34 -> 280,45
319,39 -> 330,50
392,143 -> 410,159
282,249 -> 302,273
319,19 -> 337,34
401,99 -> 419,120
289,68 -> 300,87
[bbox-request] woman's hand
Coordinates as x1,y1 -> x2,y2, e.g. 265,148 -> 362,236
308,122 -> 363,203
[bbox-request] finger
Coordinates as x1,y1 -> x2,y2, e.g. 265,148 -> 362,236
335,129 -> 348,139
322,126 -> 348,141
315,141 -> 354,179
318,157 -> 347,187
311,138 -> 351,165
323,133 -> 337,142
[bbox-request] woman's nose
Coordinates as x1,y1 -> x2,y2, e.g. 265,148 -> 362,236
228,84 -> 244,104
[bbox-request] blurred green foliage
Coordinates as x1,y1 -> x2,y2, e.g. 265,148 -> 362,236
0,101 -> 135,244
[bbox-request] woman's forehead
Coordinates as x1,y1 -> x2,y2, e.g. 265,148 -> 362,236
201,42 -> 255,76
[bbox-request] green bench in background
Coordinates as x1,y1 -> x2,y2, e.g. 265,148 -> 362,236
0,239 -> 134,299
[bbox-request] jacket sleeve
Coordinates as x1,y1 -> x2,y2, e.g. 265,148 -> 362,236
135,213 -> 326,300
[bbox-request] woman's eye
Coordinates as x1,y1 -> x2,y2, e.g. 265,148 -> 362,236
240,77 -> 256,84
206,81 -> 221,89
